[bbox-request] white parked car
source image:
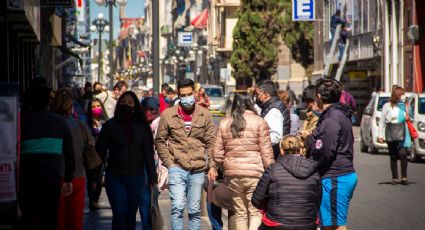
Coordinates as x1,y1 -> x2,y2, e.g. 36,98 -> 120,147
360,92 -> 415,154
411,93 -> 425,162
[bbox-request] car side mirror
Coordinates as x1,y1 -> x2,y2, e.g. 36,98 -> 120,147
364,108 -> 372,115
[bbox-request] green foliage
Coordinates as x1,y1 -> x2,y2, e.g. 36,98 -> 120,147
281,1 -> 314,71
230,0 -> 285,82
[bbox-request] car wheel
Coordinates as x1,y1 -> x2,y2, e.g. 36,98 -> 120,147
369,144 -> 378,154
409,148 -> 420,163
360,133 -> 368,153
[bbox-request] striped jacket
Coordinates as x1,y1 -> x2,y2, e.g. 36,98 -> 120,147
21,111 -> 75,182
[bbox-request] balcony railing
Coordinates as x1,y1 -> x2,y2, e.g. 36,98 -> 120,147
216,0 -> 240,7
324,32 -> 376,64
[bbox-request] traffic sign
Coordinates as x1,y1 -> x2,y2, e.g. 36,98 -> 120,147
178,32 -> 193,47
292,0 -> 315,21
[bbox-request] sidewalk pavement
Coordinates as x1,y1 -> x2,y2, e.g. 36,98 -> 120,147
83,188 -> 228,230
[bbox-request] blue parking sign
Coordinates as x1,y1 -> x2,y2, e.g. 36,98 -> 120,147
293,0 -> 315,21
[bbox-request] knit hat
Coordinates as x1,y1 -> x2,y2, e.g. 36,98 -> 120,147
141,96 -> 160,110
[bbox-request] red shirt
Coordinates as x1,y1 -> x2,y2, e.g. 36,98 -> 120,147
159,93 -> 169,113
261,212 -> 282,227
178,106 -> 193,133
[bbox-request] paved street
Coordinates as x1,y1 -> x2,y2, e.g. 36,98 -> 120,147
348,128 -> 425,229
83,126 -> 425,230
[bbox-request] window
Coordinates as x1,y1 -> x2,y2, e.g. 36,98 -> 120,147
419,98 -> 425,115
369,0 -> 377,31
205,87 -> 223,97
324,0 -> 330,41
377,97 -> 390,111
362,0 -> 368,33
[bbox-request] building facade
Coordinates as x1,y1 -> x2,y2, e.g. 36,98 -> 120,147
314,0 -> 425,114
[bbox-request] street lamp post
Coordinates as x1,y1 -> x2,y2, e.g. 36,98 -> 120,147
95,0 -> 128,86
91,13 -> 110,83
190,44 -> 199,83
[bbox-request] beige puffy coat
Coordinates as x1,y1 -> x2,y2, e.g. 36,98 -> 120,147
213,111 -> 274,178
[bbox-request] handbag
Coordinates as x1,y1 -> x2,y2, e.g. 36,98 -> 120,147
406,120 -> 418,139
77,121 -> 102,169
385,122 -> 406,142
207,180 -> 235,211
150,186 -> 164,230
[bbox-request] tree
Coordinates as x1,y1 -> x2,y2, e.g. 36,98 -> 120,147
281,1 -> 314,76
230,0 -> 285,87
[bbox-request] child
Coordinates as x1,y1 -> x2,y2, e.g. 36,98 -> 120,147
252,135 -> 321,230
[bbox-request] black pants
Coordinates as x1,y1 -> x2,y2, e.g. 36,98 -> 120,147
86,164 -> 104,207
18,171 -> 61,230
387,142 -> 408,179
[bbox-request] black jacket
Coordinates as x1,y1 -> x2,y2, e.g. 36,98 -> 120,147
252,155 -> 321,229
306,103 -> 355,179
259,96 -> 291,158
96,117 -> 157,184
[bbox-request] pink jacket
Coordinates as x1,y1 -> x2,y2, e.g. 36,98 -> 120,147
213,111 -> 274,178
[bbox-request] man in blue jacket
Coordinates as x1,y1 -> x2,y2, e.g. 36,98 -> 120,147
306,77 -> 357,230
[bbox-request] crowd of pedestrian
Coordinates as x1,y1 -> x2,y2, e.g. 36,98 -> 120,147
17,75 -> 364,230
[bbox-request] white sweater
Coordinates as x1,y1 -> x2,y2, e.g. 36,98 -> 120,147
378,102 -> 406,139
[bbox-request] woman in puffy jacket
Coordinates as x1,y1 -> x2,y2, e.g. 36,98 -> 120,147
213,93 -> 274,230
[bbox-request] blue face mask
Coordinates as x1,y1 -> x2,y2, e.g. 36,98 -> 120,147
312,109 -> 322,117
180,95 -> 195,108
164,97 -> 172,104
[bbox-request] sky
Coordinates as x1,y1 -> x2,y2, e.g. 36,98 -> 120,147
90,0 -> 145,39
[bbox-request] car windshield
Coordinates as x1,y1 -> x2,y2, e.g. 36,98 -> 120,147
205,88 -> 223,97
419,97 -> 425,114
377,97 -> 390,111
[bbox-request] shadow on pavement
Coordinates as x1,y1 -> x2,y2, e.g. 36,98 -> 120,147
378,181 -> 417,185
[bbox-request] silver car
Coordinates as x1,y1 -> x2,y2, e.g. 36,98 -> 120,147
203,85 -> 226,116
411,93 -> 425,162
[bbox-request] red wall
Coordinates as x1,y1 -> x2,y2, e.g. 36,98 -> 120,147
415,0 -> 425,92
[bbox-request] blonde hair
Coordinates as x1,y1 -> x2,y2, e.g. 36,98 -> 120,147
279,135 -> 302,156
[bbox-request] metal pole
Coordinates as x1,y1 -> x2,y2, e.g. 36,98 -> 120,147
194,30 -> 198,83
98,31 -> 102,83
194,51 -> 198,83
109,4 -> 114,87
152,0 -> 160,95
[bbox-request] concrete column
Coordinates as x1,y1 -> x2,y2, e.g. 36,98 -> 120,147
384,0 -> 391,92
391,0 -> 399,87
399,0 -> 404,87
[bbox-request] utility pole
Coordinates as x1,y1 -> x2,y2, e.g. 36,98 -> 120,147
109,4 -> 114,86
98,31 -> 103,82
152,0 -> 160,95
91,13 -> 109,83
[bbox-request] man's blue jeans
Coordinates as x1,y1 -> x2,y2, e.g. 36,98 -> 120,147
338,43 -> 346,61
105,171 -> 145,230
168,166 -> 205,230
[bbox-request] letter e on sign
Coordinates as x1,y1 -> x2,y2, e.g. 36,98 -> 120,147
293,0 -> 315,21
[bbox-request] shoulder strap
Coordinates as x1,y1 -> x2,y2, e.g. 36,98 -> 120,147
102,91 -> 109,105
77,120 -> 89,143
